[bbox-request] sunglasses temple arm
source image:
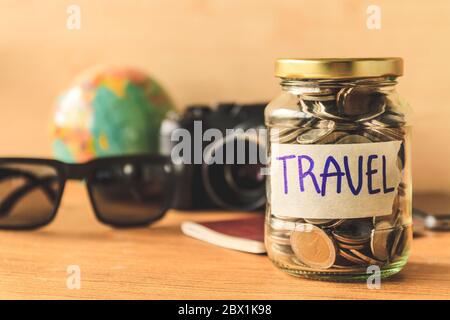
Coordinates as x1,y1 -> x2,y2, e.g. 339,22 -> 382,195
0,176 -> 60,217
0,168 -> 58,198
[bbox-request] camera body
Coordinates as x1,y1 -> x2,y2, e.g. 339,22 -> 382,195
160,103 -> 267,210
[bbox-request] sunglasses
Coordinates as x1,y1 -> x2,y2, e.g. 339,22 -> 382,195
0,155 -> 173,230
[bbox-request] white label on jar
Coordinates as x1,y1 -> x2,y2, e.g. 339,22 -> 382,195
269,141 -> 402,219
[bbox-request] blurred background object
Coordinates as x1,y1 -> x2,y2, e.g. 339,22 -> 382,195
413,194 -> 450,231
52,67 -> 174,162
0,0 -> 449,194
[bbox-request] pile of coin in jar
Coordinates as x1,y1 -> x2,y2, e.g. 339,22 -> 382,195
265,58 -> 412,280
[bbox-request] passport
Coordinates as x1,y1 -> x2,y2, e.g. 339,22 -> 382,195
181,215 -> 266,254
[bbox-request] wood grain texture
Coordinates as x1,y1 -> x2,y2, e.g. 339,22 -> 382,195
0,182 -> 448,300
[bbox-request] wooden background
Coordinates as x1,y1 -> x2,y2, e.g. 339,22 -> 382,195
0,0 -> 449,194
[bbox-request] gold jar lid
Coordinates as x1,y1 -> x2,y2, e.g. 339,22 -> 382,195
275,58 -> 403,79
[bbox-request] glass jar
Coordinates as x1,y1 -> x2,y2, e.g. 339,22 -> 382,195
265,58 -> 412,281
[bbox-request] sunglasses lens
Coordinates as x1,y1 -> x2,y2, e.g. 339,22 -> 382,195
89,161 -> 171,226
0,163 -> 62,228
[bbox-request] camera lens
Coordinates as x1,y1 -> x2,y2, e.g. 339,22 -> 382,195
226,163 -> 265,191
202,132 -> 266,211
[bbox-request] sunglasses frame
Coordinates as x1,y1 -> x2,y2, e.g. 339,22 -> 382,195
0,155 -> 174,230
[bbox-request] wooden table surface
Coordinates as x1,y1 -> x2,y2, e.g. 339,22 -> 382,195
0,182 -> 449,300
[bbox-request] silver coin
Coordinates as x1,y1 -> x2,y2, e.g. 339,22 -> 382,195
303,219 -> 344,229
270,127 -> 299,142
333,218 -> 373,243
307,101 -> 344,121
303,218 -> 335,225
381,113 -> 406,126
362,128 -> 392,142
301,93 -> 336,102
269,218 -> 297,231
315,131 -> 348,144
268,109 -> 309,126
336,134 -> 372,144
270,243 -> 294,257
336,87 -> 386,122
272,128 -> 306,144
365,127 -> 404,141
268,233 -> 291,246
297,128 -> 334,144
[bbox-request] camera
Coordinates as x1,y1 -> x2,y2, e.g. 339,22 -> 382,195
160,103 -> 267,210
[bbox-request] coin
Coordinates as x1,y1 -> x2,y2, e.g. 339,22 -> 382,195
349,249 -> 384,265
396,225 -> 411,256
304,218 -> 344,229
310,101 -> 343,121
337,87 -> 386,121
290,224 -> 337,269
290,256 -> 308,267
268,109 -> 309,126
363,127 -> 404,142
370,221 -> 394,261
268,233 -> 291,246
269,218 -> 297,231
332,232 -> 370,245
301,91 -> 336,102
337,241 -> 367,250
275,128 -> 307,143
338,249 -> 367,265
292,257 -> 366,273
373,195 -> 400,226
296,128 -> 334,144
303,218 -> 335,225
398,182 -> 406,197
315,131 -> 348,144
271,243 -> 294,257
380,113 -> 406,126
362,130 -> 382,142
388,228 -> 403,259
270,127 -> 295,140
336,134 -> 372,144
333,218 -> 373,243
299,97 -> 343,121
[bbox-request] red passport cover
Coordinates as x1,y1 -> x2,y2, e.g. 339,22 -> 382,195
181,215 -> 266,254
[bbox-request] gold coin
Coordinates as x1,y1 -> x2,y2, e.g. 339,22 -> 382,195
338,249 -> 367,265
290,224 -> 337,269
349,249 -> 384,266
337,242 -> 367,250
389,228 -> 403,259
395,225 -> 412,257
370,221 -> 393,261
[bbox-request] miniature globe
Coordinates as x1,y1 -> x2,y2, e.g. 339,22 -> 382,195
52,68 -> 174,163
